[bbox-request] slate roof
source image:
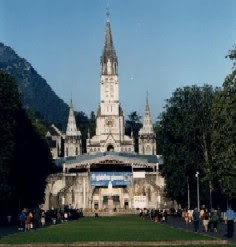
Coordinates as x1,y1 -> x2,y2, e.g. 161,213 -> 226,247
62,152 -> 163,166
48,125 -> 60,136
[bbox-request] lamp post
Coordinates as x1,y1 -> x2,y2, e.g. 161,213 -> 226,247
195,171 -> 200,211
187,177 -> 190,210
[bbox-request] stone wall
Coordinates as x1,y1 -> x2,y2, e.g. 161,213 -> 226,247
42,171 -> 167,211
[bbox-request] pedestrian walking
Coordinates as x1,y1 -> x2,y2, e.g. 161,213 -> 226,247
192,208 -> 200,232
41,211 -> 46,227
200,208 -> 205,220
225,206 -> 235,238
212,210 -> 219,232
202,209 -> 210,232
33,210 -> 40,229
163,209 -> 168,222
188,209 -> 193,223
26,212 -> 33,231
18,208 -> 26,231
184,210 -> 189,224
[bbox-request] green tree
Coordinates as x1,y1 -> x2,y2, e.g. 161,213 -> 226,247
157,85 -> 215,207
226,44 -> 236,67
89,111 -> 96,137
0,70 -> 21,201
125,111 -> 142,152
211,70 -> 236,201
75,111 -> 89,153
27,111 -> 50,138
0,70 -> 53,218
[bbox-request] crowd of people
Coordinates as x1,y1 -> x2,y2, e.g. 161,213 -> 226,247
17,207 -> 83,232
137,206 -> 235,239
181,206 -> 235,238
2,205 -> 235,240
139,208 -> 168,222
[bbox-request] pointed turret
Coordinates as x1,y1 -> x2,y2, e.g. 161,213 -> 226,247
101,14 -> 118,75
64,99 -> 82,157
138,94 -> 156,155
66,99 -> 80,136
140,95 -> 154,134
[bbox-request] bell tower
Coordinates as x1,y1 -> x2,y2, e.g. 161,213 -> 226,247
100,13 -> 119,117
87,13 -> 134,153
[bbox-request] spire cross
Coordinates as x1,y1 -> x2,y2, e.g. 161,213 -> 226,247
70,92 -> 73,107
146,91 -> 149,105
106,6 -> 110,21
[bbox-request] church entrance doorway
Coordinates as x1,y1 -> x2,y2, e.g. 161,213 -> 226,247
102,195 -> 120,210
107,145 -> 114,151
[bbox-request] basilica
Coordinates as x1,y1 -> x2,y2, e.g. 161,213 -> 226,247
43,16 -> 167,212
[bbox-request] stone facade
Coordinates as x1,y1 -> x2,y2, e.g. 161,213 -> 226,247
43,16 -> 167,212
43,154 -> 165,211
45,173 -> 165,211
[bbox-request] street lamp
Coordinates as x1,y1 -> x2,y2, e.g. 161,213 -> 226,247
187,177 -> 190,210
195,171 -> 200,211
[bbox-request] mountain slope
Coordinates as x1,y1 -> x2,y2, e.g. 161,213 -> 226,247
0,42 -> 69,129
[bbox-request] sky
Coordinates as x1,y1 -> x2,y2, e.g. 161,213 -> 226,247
0,0 -> 236,120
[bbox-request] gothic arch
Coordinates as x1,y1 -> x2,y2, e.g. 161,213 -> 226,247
107,144 -> 114,151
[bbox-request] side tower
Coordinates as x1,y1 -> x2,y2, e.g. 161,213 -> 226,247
138,96 -> 156,155
87,14 -> 134,153
64,100 -> 82,157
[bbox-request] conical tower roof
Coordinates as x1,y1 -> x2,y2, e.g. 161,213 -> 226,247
100,13 -> 118,75
66,99 -> 80,136
140,94 -> 154,134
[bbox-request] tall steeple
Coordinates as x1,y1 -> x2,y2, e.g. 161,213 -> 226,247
66,99 -> 80,136
100,12 -> 118,75
86,12 -> 134,153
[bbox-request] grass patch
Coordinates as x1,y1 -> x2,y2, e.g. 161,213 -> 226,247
0,216 -> 214,243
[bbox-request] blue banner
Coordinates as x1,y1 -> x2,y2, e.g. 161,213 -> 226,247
90,172 -> 132,186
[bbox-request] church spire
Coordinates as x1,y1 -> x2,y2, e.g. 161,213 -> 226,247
141,93 -> 154,133
145,92 -> 150,113
66,98 -> 80,136
101,12 -> 118,75
138,94 -> 156,155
